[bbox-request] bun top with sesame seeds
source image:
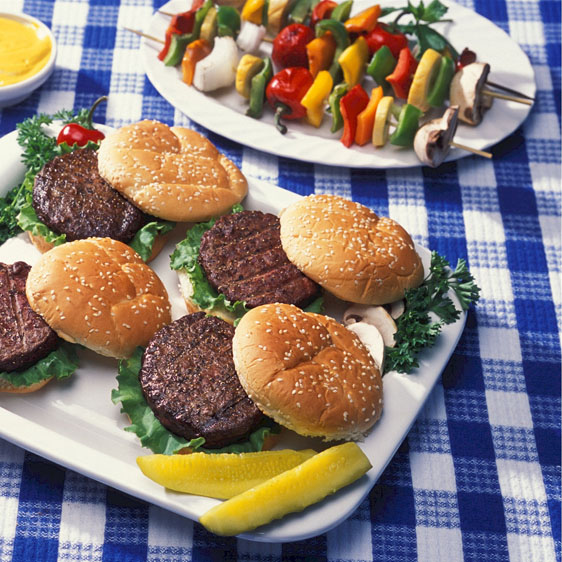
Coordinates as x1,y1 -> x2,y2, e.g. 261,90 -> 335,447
97,120 -> 248,223
232,303 -> 383,441
25,238 -> 172,360
279,194 -> 424,305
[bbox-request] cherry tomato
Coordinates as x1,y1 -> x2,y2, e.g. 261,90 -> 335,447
272,23 -> 314,69
56,96 -> 107,147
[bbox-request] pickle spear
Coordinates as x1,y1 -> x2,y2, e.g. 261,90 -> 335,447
199,442 -> 372,536
137,449 -> 316,499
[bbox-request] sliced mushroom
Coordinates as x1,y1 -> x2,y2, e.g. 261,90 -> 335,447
450,62 -> 492,125
342,304 -> 397,348
388,299 -> 405,320
414,106 -> 459,168
346,321 -> 385,370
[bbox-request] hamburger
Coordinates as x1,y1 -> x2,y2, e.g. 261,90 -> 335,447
0,260 -> 78,393
25,237 -> 172,359
171,194 -> 424,323
113,303 -> 383,454
19,118 -> 248,262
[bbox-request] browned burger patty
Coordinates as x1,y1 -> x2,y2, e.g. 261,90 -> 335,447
198,210 -> 320,308
0,262 -> 59,372
33,148 -> 146,242
139,312 -> 264,448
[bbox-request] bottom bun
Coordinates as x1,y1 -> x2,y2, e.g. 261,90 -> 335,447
233,303 -> 384,442
27,231 -> 167,263
0,376 -> 53,394
177,270 -> 238,324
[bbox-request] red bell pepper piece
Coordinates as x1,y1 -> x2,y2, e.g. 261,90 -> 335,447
157,0 -> 205,61
365,23 -> 408,58
266,67 -> 314,134
272,23 -> 315,69
385,46 -> 418,99
339,83 -> 369,148
310,0 -> 337,28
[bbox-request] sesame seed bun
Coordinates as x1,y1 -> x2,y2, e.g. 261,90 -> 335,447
25,238 -> 172,359
279,194 -> 424,305
232,303 -> 383,441
97,120 -> 248,223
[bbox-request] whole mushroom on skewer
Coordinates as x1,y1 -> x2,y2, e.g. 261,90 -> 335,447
414,105 -> 459,168
450,62 -> 493,125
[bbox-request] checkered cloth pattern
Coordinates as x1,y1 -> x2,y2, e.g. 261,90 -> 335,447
0,0 -> 559,560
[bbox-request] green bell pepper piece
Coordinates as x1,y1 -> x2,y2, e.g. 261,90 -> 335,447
427,55 -> 455,107
247,57 -> 273,119
366,45 -> 395,93
163,0 -> 213,66
289,0 -> 314,24
217,5 -> 241,37
390,103 -> 422,147
315,19 -> 350,82
328,82 -> 349,133
331,0 -> 353,22
163,34 -> 191,66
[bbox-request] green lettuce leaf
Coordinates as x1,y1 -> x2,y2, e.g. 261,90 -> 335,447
0,343 -> 79,388
169,204 -> 249,319
111,347 -> 278,455
129,220 -> 176,262
304,296 -> 325,314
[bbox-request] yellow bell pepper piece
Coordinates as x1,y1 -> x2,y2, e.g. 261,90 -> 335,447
338,36 -> 369,88
137,449 -> 317,499
241,0 -> 266,24
372,95 -> 394,147
236,54 -> 264,98
300,70 -> 334,127
200,442 -> 372,536
407,48 -> 442,112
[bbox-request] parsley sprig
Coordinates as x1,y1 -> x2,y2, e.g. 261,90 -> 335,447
381,0 -> 459,59
384,251 -> 480,374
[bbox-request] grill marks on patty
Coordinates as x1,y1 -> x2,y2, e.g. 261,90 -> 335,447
139,313 -> 264,448
0,262 -> 59,372
33,148 -> 146,242
198,210 -> 320,308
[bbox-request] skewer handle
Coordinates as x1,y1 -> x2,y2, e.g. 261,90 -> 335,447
122,27 -> 165,44
450,141 -> 492,159
158,10 -> 175,16
481,88 -> 533,106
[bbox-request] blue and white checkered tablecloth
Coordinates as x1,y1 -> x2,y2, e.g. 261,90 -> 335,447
0,0 -> 560,560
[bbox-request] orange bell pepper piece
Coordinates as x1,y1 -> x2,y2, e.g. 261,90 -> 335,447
306,33 -> 337,78
344,5 -> 381,34
386,46 -> 418,99
181,38 -> 212,86
355,85 -> 383,146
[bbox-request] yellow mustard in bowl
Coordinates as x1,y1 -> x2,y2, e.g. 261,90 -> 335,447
0,16 -> 52,87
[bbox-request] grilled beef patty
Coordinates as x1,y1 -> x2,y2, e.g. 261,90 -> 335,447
139,312 -> 264,448
0,262 -> 59,372
33,148 -> 146,242
198,210 -> 320,308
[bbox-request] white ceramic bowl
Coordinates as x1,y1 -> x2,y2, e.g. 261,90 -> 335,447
0,12 -> 57,108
